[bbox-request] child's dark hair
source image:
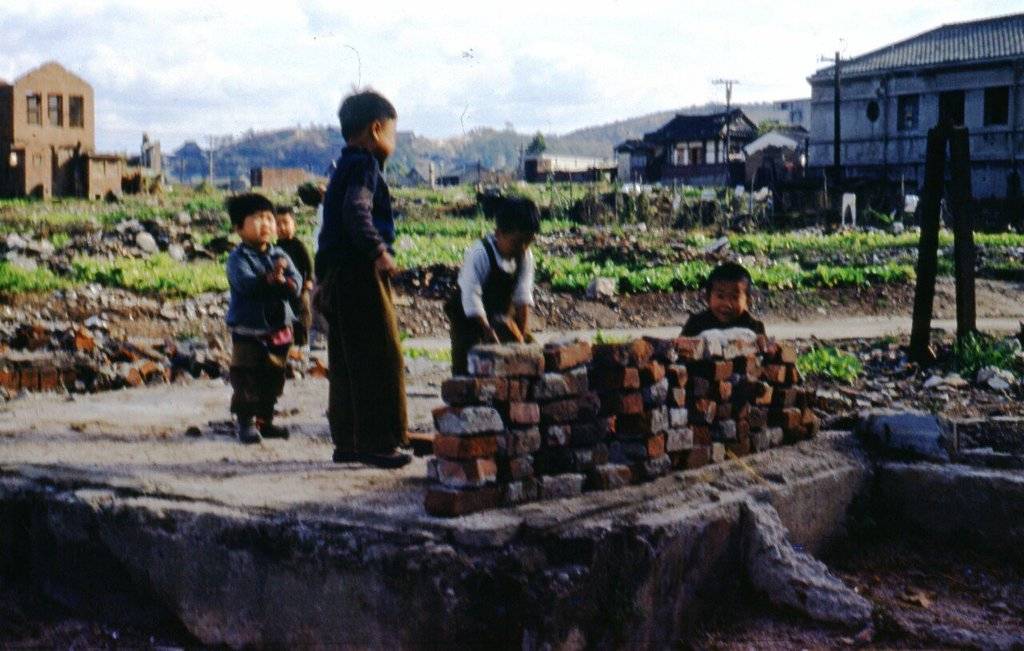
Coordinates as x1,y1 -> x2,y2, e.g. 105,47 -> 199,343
338,90 -> 397,141
226,193 -> 274,228
274,205 -> 295,218
494,197 -> 541,235
704,261 -> 754,294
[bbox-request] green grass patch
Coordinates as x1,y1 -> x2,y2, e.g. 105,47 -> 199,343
0,263 -> 71,294
952,332 -> 1021,379
797,347 -> 863,384
404,346 -> 452,362
72,254 -> 228,297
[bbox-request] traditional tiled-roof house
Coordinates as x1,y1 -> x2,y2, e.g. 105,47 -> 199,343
807,12 -> 1024,198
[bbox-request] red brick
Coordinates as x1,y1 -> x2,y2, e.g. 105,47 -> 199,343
428,457 -> 498,488
673,337 -> 706,361
18,367 -> 39,392
592,340 -> 653,367
577,392 -> 602,421
0,367 -> 18,392
689,376 -> 711,399
716,402 -> 733,421
733,403 -> 751,421
668,387 -> 687,407
689,360 -> 734,382
749,407 -> 768,430
713,381 -> 733,402
539,399 -> 578,424
38,366 -> 60,392
639,361 -> 666,385
643,336 -> 679,363
424,486 -> 501,517
725,438 -> 751,457
776,341 -> 798,364
590,366 -> 640,391
433,434 -> 498,459
684,446 -> 711,469
666,364 -> 688,388
692,425 -> 711,446
441,377 -> 508,405
70,327 -> 95,353
689,398 -> 717,425
772,387 -> 800,408
769,407 -> 802,430
617,407 -> 668,437
497,455 -> 534,481
508,402 -> 541,426
600,391 -> 644,416
736,419 -> 751,439
787,364 -> 802,385
761,364 -> 788,385
753,383 -> 774,406
507,379 -> 532,402
543,340 -> 592,371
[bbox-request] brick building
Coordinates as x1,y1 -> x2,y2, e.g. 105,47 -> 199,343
0,61 -> 123,199
249,167 -> 316,192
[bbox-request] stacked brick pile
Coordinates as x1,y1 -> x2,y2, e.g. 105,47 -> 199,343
425,334 -> 819,517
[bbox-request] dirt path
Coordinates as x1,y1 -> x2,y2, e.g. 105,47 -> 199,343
404,315 -> 1023,350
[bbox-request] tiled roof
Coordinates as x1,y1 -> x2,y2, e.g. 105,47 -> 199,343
642,109 -> 756,144
811,12 -> 1024,81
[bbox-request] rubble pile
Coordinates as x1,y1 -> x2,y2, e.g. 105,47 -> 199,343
425,333 -> 819,517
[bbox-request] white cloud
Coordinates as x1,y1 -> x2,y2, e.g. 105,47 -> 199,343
1,0 -> 1019,151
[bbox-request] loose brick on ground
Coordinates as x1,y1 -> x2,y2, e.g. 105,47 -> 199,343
635,453 -> 672,480
424,485 -> 502,517
711,442 -> 726,463
776,341 -> 798,364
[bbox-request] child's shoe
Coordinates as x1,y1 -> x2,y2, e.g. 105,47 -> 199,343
260,422 -> 290,440
238,421 -> 263,445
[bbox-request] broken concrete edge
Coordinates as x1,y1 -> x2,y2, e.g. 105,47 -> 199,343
0,434 -> 876,648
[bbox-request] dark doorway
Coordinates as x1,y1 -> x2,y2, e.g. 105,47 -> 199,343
939,90 -> 965,127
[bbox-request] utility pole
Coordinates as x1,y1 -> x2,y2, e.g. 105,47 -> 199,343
818,52 -> 843,184
206,135 -> 215,186
712,79 -> 739,163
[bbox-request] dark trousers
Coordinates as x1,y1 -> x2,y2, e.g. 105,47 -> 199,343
321,262 -> 407,454
229,336 -> 288,422
293,289 -> 312,348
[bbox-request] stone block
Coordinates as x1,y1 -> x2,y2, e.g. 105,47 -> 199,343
433,434 -> 498,460
531,367 -> 589,400
433,406 -> 505,436
856,409 -> 950,461
586,464 -> 633,490
749,406 -> 768,430
497,427 -> 542,456
641,378 -> 669,407
664,427 -> 694,452
468,343 -> 545,377
539,473 -> 585,500
668,407 -> 689,428
424,485 -> 502,517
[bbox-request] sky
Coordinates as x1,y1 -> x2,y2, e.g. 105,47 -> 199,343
2,0 -> 1021,153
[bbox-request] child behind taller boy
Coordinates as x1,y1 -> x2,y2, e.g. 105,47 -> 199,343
681,261 -> 766,337
274,206 -> 314,348
315,89 -> 410,469
225,193 -> 303,444
445,196 -> 540,376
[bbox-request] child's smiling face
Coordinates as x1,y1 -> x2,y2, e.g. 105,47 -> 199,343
708,279 -> 750,324
275,212 -> 296,240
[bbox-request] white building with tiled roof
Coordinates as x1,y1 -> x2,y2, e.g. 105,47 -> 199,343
807,12 -> 1024,198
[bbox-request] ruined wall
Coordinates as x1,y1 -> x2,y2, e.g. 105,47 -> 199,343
250,167 -> 311,192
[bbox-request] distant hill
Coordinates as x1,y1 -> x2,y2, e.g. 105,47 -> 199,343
166,100 -> 805,183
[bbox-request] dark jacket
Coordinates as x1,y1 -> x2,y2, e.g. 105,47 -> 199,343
681,309 -> 766,337
276,237 -> 313,284
315,146 -> 395,279
226,243 -> 303,336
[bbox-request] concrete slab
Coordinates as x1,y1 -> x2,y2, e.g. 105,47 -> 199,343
0,378 -> 873,648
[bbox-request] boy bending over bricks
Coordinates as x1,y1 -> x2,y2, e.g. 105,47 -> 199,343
446,197 -> 541,375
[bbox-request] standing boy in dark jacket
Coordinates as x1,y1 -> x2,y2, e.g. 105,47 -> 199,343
315,89 -> 410,469
225,193 -> 302,444
274,206 -> 314,348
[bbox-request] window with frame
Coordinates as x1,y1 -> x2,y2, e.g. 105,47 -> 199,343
984,86 -> 1009,126
68,95 -> 84,128
47,94 -> 63,127
897,94 -> 919,131
26,94 -> 41,125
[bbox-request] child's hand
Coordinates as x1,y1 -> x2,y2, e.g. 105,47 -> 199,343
303,279 -> 314,292
374,251 -> 399,278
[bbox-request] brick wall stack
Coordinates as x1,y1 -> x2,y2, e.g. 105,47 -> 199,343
425,334 -> 819,517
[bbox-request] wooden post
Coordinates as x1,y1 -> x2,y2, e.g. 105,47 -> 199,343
948,127 -> 976,340
909,127 -> 948,364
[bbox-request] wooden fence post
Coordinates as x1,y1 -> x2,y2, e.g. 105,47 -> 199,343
948,127 -> 977,340
909,127 -> 948,364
